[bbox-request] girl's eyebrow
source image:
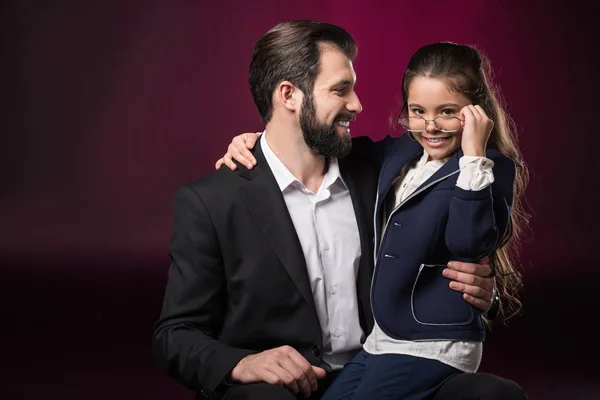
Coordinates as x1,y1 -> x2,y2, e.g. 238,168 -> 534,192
408,103 -> 461,110
437,103 -> 461,109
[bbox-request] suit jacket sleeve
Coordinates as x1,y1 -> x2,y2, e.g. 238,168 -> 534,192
445,153 -> 516,261
153,185 -> 254,396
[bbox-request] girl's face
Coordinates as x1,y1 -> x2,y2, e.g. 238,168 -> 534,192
406,76 -> 471,161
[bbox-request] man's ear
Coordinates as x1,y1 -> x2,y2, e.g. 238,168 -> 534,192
275,81 -> 302,112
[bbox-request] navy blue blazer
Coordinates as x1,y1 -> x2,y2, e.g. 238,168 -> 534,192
370,134 -> 515,342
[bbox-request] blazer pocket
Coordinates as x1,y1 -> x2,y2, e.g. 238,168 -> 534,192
411,263 -> 474,326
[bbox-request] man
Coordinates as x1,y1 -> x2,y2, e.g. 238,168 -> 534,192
153,20 -> 525,400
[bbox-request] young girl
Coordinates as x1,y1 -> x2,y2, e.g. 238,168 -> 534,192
217,42 -> 528,400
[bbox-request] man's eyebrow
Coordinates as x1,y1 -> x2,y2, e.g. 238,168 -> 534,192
331,79 -> 354,88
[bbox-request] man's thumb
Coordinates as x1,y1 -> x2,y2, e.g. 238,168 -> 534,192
311,366 -> 327,379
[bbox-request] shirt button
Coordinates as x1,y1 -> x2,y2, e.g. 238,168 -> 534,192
328,286 -> 336,295
333,329 -> 342,337
323,243 -> 330,251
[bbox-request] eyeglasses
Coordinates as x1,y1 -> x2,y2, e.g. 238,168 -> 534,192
397,116 -> 462,133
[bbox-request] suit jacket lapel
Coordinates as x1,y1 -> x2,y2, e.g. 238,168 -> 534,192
238,140 -> 318,319
339,156 -> 376,333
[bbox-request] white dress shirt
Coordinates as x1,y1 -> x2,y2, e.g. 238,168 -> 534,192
363,150 -> 495,373
260,132 -> 364,371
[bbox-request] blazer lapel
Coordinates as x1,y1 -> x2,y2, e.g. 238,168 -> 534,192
238,140 -> 318,319
374,139 -> 422,237
377,140 -> 423,199
413,148 -> 462,193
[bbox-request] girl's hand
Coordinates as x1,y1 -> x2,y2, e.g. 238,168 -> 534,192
460,105 -> 494,157
215,133 -> 260,170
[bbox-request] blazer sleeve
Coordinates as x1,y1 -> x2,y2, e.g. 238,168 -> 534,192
445,154 -> 516,261
351,134 -> 399,167
152,185 -> 254,396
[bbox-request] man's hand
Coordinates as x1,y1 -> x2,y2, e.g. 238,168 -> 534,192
442,259 -> 495,312
215,133 -> 260,171
230,345 -> 326,398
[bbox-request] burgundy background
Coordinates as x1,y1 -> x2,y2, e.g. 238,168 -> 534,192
2,1 -> 598,399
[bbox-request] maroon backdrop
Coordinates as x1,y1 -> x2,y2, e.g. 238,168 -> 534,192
2,1 -> 598,399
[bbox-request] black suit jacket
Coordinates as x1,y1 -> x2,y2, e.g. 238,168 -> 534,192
153,137 -> 381,399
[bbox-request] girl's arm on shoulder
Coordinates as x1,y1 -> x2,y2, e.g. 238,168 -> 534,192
351,133 -> 409,167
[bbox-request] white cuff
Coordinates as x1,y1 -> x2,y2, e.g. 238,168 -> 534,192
456,156 -> 495,191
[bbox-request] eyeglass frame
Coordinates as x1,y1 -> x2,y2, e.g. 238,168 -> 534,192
397,115 -> 463,133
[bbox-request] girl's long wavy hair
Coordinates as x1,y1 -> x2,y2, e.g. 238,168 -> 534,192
399,42 -> 530,322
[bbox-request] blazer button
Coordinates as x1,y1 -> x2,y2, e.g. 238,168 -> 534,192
198,389 -> 210,400
312,345 -> 321,357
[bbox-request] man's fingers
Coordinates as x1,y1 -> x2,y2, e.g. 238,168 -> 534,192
463,293 -> 491,311
446,261 -> 490,275
448,281 -> 489,299
449,281 -> 492,312
443,268 -> 481,286
278,356 -> 312,397
270,365 -> 300,394
311,365 -> 327,379
239,345 -> 323,395
445,261 -> 494,313
261,369 -> 285,387
445,260 -> 477,273
444,268 -> 494,293
215,159 -> 224,170
287,350 -> 319,391
282,346 -> 317,394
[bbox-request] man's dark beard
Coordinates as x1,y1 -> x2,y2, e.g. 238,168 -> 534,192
299,95 -> 352,159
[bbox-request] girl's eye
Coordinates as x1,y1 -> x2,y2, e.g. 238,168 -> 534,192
441,109 -> 456,116
410,108 -> 424,115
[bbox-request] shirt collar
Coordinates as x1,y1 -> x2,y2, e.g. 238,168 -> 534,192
419,148 -> 450,168
261,130 -> 346,192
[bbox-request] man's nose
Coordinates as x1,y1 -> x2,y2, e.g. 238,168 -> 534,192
347,90 -> 363,115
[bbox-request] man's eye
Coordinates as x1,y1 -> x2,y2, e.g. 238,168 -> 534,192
334,88 -> 348,95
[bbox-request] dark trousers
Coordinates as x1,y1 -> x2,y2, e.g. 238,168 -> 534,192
217,370 -> 340,400
213,361 -> 526,400
320,350 -> 460,400
433,372 -> 527,400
